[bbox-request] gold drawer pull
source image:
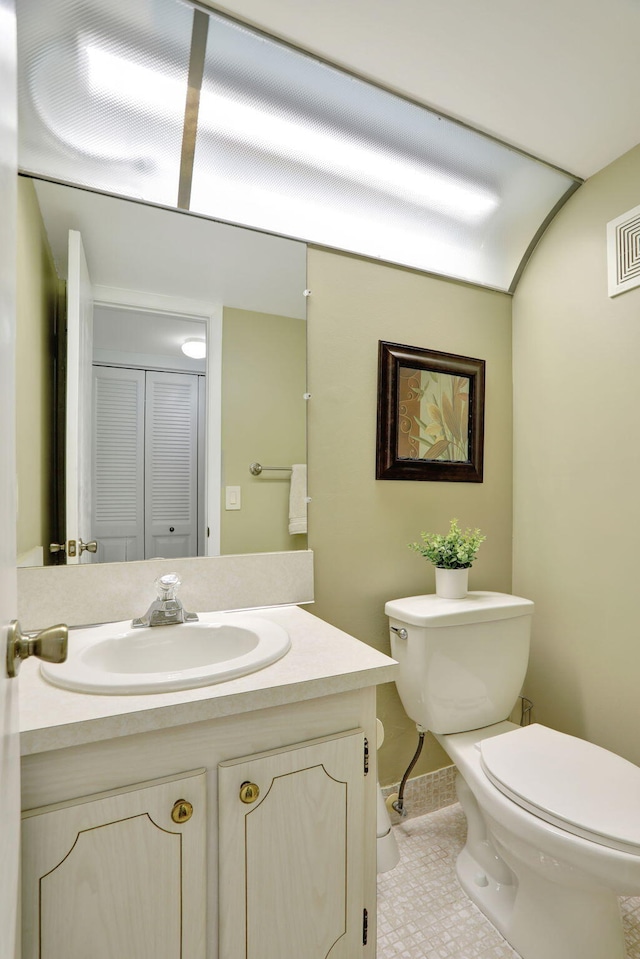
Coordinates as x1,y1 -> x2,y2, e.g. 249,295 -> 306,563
239,782 -> 260,804
171,799 -> 193,823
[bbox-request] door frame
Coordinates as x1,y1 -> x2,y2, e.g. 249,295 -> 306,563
92,286 -> 222,556
65,229 -> 94,563
0,0 -> 21,955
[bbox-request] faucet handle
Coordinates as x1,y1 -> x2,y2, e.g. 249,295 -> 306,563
156,573 -> 181,600
131,572 -> 198,628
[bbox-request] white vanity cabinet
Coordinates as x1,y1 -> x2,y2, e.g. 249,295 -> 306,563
20,689 -> 381,959
219,729 -> 367,959
21,769 -> 207,959
18,605 -> 398,959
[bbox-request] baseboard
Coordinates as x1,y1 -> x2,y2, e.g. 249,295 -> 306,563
381,765 -> 457,823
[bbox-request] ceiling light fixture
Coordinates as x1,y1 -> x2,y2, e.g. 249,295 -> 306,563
181,338 -> 206,359
83,42 -> 498,223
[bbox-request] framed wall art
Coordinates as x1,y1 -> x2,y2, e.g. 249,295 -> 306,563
376,340 -> 485,482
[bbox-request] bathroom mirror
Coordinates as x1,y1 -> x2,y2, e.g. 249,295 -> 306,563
17,177 -> 308,565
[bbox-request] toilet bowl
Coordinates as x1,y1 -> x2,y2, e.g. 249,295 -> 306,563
439,721 -> 640,959
386,591 -> 640,959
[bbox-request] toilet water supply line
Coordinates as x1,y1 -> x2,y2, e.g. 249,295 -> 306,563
389,727 -> 426,817
389,696 -> 534,818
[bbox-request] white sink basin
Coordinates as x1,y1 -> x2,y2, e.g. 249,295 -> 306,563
40,611 -> 291,694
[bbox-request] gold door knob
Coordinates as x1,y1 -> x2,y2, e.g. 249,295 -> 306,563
239,782 -> 260,804
171,799 -> 193,823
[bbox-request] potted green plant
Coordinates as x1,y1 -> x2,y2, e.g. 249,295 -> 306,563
408,518 -> 485,598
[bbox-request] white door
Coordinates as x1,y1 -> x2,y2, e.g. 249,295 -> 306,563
66,229 -> 94,563
0,2 -> 21,956
145,370 -> 200,559
92,367 -> 203,561
92,366 -> 145,562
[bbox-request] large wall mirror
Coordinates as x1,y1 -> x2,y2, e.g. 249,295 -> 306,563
15,0 -> 578,573
16,177 -> 307,566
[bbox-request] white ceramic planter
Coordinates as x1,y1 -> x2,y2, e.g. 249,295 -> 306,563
435,567 -> 469,599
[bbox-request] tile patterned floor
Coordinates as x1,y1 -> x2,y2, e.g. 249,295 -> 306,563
377,803 -> 640,959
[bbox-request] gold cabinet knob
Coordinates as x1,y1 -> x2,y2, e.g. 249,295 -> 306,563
171,799 -> 193,823
239,782 -> 260,804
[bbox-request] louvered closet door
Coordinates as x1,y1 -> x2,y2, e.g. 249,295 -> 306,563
145,371 -> 199,559
92,366 -> 145,562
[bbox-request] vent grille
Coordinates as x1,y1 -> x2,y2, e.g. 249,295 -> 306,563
607,203 -> 640,296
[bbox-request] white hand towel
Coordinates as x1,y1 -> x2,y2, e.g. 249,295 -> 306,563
288,464 -> 307,535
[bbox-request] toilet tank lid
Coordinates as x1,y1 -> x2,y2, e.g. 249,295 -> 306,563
385,591 -> 534,627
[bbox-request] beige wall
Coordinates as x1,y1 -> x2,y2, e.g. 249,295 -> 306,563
306,248 -> 514,785
513,144 -> 640,764
220,307 -> 307,555
16,178 -> 57,564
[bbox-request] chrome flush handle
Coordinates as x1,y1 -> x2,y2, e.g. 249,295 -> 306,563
6,620 -> 68,678
390,626 -> 408,641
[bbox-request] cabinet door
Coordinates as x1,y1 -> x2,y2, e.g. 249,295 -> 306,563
219,729 -> 365,959
22,769 -> 206,959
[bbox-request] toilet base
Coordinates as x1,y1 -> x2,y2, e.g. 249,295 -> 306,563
455,771 -> 627,959
458,841 -> 626,959
455,845 -> 516,934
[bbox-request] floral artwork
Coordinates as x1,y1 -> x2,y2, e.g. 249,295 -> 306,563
376,341 -> 484,482
397,367 -> 470,462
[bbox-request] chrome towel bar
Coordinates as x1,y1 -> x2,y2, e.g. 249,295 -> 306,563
249,462 -> 293,475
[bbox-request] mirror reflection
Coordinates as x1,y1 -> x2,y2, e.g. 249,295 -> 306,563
16,177 -> 307,565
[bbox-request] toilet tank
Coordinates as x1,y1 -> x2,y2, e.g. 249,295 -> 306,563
385,591 -> 534,734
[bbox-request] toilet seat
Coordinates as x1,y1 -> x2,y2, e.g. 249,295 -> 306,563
479,723 -> 640,855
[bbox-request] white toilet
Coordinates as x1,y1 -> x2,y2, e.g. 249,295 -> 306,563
386,590 -> 640,959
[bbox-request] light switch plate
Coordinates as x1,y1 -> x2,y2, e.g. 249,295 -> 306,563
225,486 -> 241,510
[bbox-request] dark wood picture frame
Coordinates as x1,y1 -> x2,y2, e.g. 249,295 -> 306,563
376,340 -> 485,482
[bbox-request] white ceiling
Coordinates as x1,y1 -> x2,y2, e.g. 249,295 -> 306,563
212,0 -> 640,180
33,180 -> 307,319
93,305 -> 207,372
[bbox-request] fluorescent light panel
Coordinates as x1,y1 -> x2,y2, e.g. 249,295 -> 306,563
84,42 -> 498,224
16,0 -> 581,290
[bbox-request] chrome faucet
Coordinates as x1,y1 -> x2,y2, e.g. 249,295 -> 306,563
132,573 -> 199,628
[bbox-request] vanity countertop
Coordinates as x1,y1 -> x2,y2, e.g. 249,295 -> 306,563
18,605 -> 398,756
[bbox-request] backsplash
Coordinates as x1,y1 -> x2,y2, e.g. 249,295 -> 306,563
18,550 -> 313,630
382,765 -> 458,823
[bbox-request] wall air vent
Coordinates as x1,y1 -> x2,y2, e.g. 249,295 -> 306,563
607,203 -> 640,297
